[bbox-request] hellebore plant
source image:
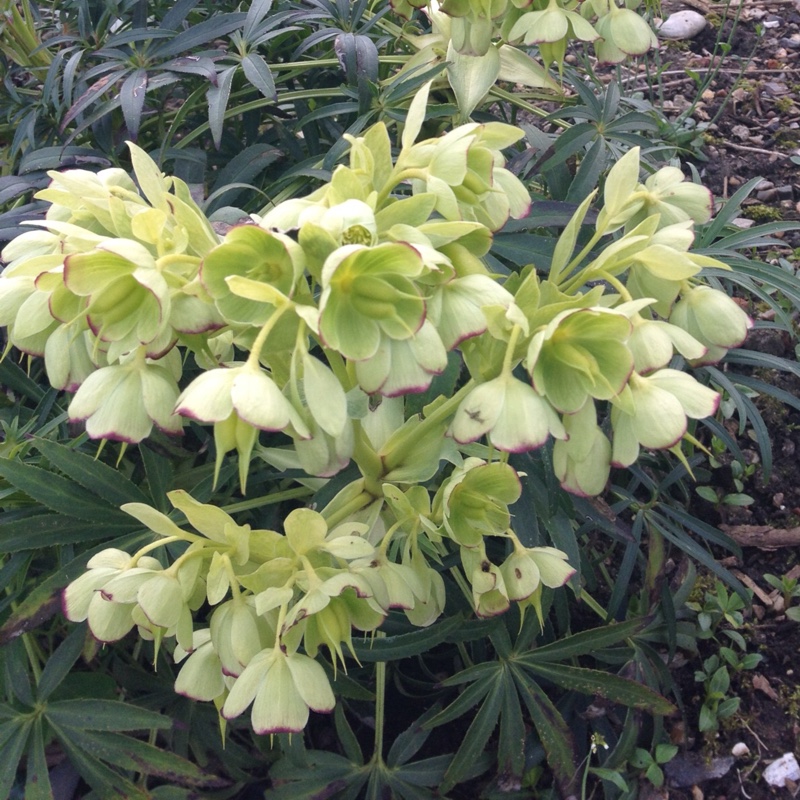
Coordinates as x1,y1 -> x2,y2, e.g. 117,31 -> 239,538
1,87 -> 744,742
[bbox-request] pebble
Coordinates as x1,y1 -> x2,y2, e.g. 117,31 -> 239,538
755,179 -> 775,191
764,81 -> 790,96
658,10 -> 707,39
780,34 -> 800,48
777,184 -> 794,199
757,189 -> 778,202
732,743 -> 750,758
732,124 -> 751,141
763,754 -> 800,788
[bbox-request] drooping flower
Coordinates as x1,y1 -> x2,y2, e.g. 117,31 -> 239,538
526,307 -> 634,413
222,647 -> 335,734
68,352 -> 182,443
552,402 -> 612,496
669,285 -> 753,364
611,369 -> 720,466
450,372 -> 565,452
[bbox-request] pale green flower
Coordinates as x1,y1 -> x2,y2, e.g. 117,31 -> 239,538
318,243 -> 426,361
626,167 -> 713,230
500,545 -> 575,602
222,647 -> 335,734
552,402 -> 612,496
611,369 -> 720,466
174,629 -> 227,702
201,225 -> 304,325
526,307 -> 634,413
68,354 -> 182,443
669,285 -> 753,364
461,543 -> 510,617
64,239 -> 171,360
450,373 -> 566,452
594,3 -> 657,64
441,458 -> 521,547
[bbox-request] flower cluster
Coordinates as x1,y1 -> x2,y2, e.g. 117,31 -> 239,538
4,87 -> 749,739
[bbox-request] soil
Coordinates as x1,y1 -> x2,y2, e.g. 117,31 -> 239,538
606,5 -> 800,796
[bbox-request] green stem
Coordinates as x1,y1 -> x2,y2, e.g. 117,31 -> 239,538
246,302 -> 291,368
596,270 -> 633,301
131,535 -> 189,564
322,490 -> 376,528
501,325 -> 522,375
221,486 -> 314,514
371,631 -> 387,766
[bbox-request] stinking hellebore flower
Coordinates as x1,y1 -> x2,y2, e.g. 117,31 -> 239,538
441,458 -> 521,548
526,307 -> 634,414
175,362 -> 310,489
611,369 -> 720,467
450,372 -> 566,452
68,349 -> 182,443
222,647 -> 335,734
669,285 -> 753,364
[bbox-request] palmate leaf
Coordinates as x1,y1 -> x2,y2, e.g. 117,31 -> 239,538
0,531 -> 150,643
32,437 -> 151,507
0,459 -> 131,523
0,719 -> 33,800
520,661 -> 675,714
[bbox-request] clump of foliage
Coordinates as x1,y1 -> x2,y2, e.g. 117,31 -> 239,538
1,0 -> 800,798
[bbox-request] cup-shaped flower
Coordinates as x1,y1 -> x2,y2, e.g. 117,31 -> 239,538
176,362 -> 309,441
68,353 -> 182,443
44,324 -> 99,391
430,274 -> 514,350
222,647 -> 335,734
526,307 -> 634,413
611,369 -> 720,466
201,226 -> 304,325
0,272 -> 61,356
508,0 -> 599,49
174,629 -> 227,702
623,223 -> 713,316
461,544 -> 510,617
442,458 -> 521,547
64,239 -> 171,360
552,402 -> 612,496
626,315 -> 707,374
451,372 -> 566,452
63,548 -> 155,620
210,598 -> 272,677
626,167 -> 713,230
402,545 -> 447,627
63,548 -> 165,643
403,122 -> 529,231
669,285 -> 753,364
500,545 -> 575,602
318,243 -> 426,361
354,319 -> 447,396
594,3 -> 657,64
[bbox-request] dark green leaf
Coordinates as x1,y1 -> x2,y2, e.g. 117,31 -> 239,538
520,618 -> 646,663
513,672 -> 576,795
523,662 -> 675,714
0,719 -> 32,800
387,703 -> 442,768
0,459 -> 129,522
33,438 -> 151,507
439,677 -> 503,792
0,513 -> 135,552
207,66 -> 237,149
241,53 -> 276,100
60,729 -> 225,788
120,68 -> 147,139
351,614 -> 462,661
53,725 -> 150,800
37,624 -> 87,701
46,699 -> 172,731
25,718 -> 53,800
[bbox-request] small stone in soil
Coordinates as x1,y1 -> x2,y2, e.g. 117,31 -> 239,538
665,754 -> 735,788
763,753 -> 800,788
